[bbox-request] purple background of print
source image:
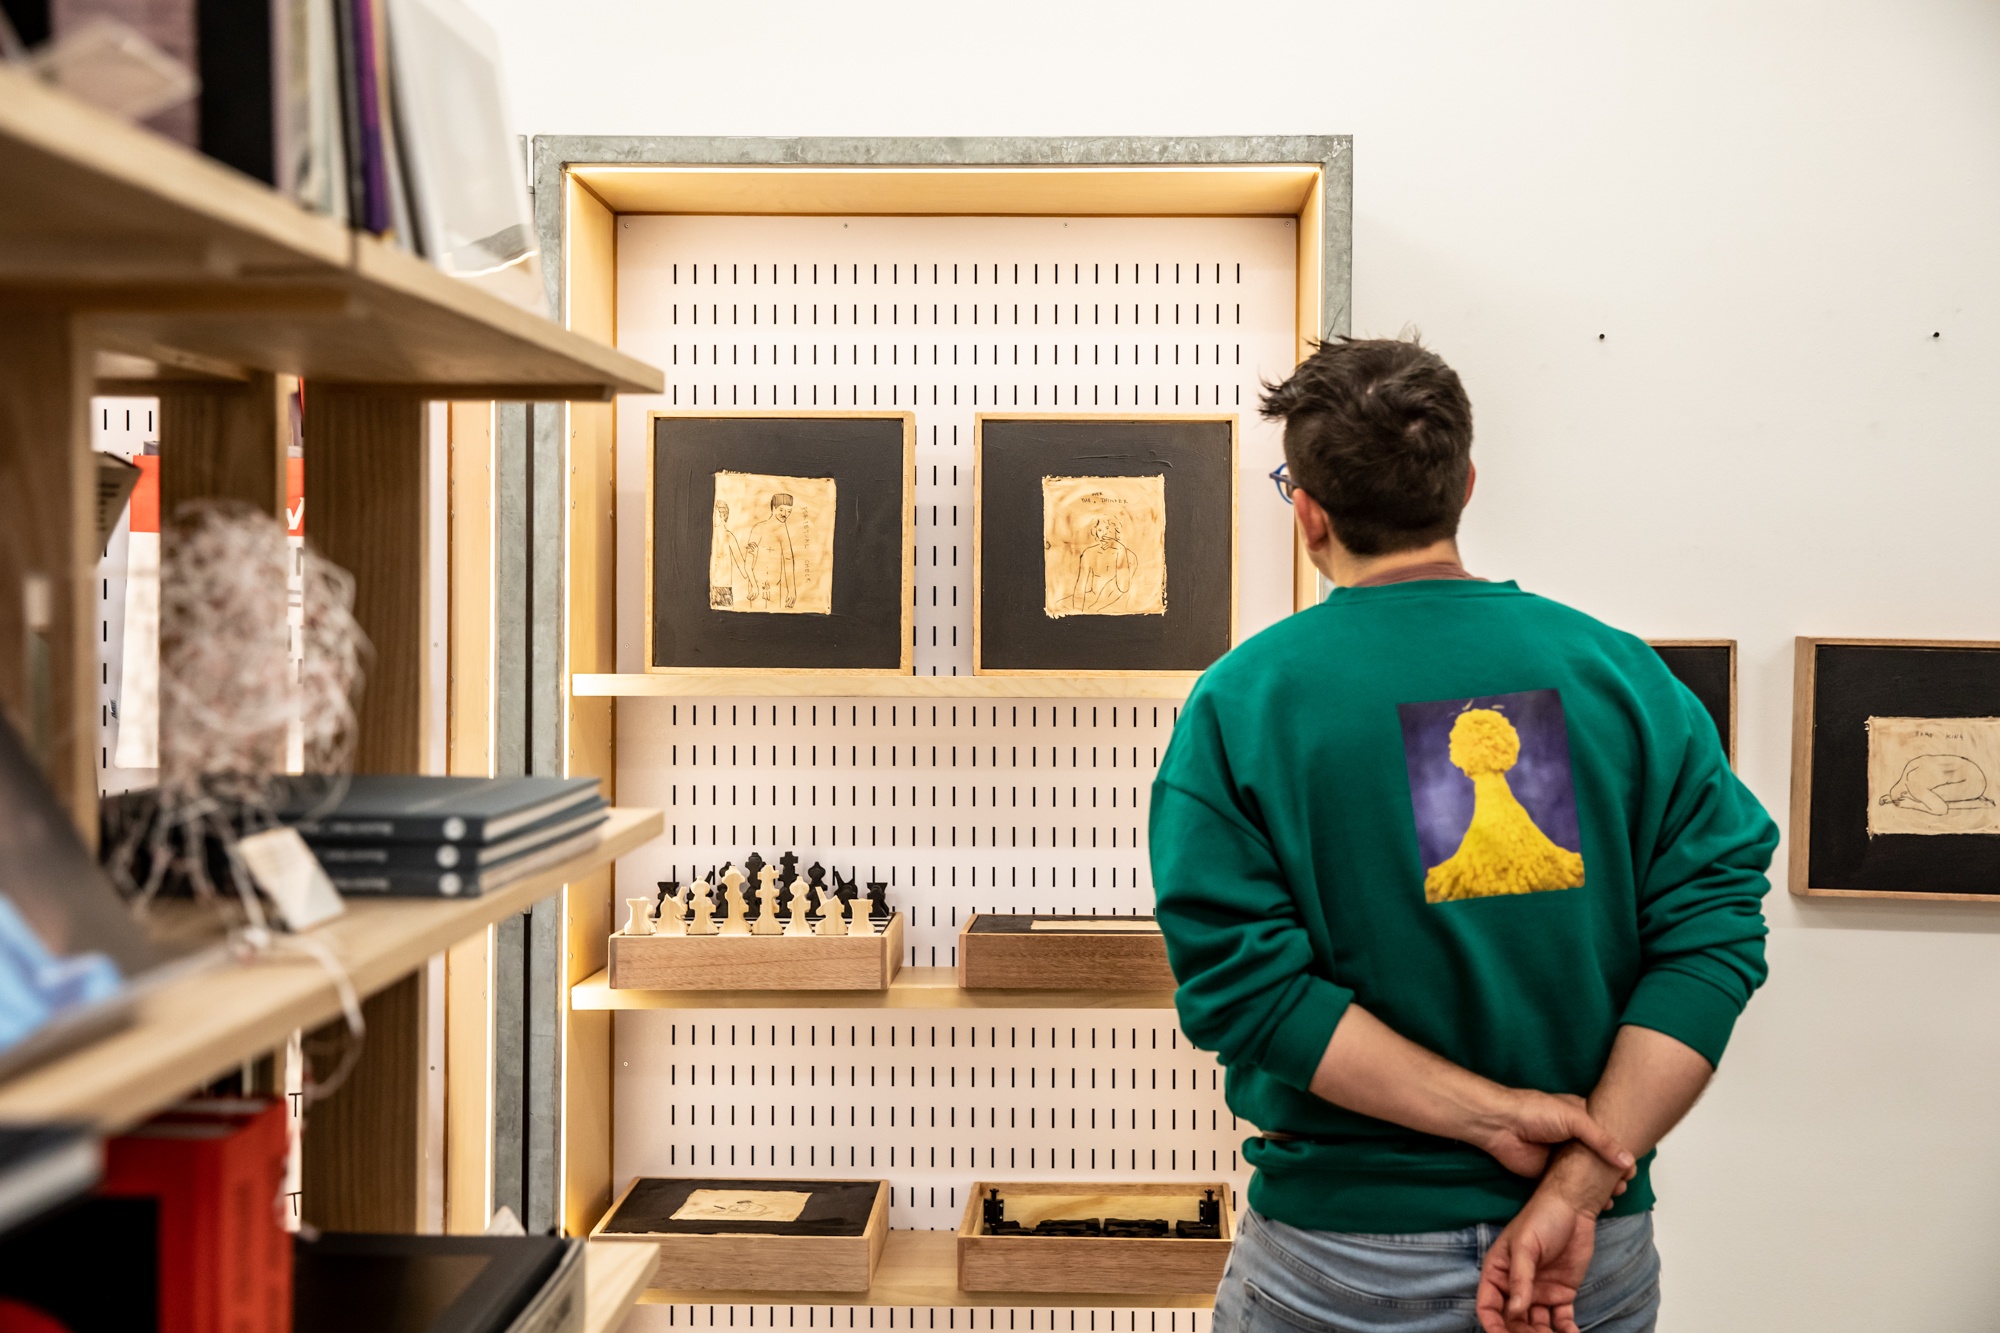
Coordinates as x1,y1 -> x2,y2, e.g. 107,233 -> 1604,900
1398,688 -> 1583,872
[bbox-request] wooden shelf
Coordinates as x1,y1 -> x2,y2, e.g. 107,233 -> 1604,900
0,66 -> 661,398
585,1240 -> 660,1333
630,1229 -> 1214,1309
0,808 -> 662,1133
573,965 -> 1175,1011
574,673 -> 1195,700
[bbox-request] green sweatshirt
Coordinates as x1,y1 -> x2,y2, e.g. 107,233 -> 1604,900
1150,579 -> 1777,1234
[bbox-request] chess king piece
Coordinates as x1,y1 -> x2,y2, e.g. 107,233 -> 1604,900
741,852 -> 767,920
688,879 -> 717,935
817,890 -> 849,936
719,866 -> 751,935
777,850 -> 801,898
752,866 -> 783,935
656,886 -> 688,936
624,897 -> 656,936
782,876 -> 814,937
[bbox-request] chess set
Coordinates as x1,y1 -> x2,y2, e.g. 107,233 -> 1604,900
957,913 -> 1176,991
590,1176 -> 892,1292
956,1181 -> 1236,1294
608,851 -> 904,990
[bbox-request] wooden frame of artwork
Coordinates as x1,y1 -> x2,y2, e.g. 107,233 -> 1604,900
972,413 -> 1238,676
1648,639 -> 1738,767
1791,636 -> 2000,902
643,410 -> 916,675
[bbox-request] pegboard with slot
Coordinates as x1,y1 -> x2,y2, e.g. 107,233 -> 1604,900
604,215 -> 1301,1295
614,1013 -> 1245,1234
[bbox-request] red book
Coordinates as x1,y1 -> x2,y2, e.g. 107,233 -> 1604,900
99,1098 -> 291,1333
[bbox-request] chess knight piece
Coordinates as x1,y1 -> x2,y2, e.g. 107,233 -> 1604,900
866,881 -> 892,924
818,891 -> 849,936
656,885 -> 688,936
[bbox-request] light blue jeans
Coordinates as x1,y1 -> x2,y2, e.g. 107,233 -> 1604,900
1212,1208 -> 1661,1333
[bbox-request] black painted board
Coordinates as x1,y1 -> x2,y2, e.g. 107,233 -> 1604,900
976,417 -> 1234,673
601,1178 -> 880,1236
650,415 -> 910,671
1650,643 -> 1734,763
1806,642 -> 2000,896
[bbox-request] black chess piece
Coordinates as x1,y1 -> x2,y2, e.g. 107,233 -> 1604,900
655,880 -> 680,911
806,862 -> 827,896
742,852 -> 767,920
982,1189 -> 1008,1234
831,869 -> 859,912
777,850 -> 800,891
866,880 -> 891,922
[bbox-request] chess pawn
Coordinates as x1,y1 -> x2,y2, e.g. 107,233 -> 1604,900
656,889 -> 688,937
624,897 -> 656,936
817,891 -> 848,937
752,866 -> 784,935
688,880 -> 717,935
783,880 -> 815,937
720,866 -> 751,935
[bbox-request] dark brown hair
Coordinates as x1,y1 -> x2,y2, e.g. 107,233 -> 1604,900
1260,336 -> 1474,556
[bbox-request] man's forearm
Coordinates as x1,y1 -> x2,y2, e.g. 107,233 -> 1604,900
1541,1024 -> 1714,1209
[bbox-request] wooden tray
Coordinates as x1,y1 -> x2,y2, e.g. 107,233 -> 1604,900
956,1181 -> 1233,1295
590,1177 -> 891,1292
609,913 -> 903,990
957,914 -> 1173,990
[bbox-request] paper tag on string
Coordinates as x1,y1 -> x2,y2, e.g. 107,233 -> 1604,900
237,826 -> 346,930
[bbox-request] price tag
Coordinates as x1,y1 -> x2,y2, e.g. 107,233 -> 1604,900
236,827 -> 346,930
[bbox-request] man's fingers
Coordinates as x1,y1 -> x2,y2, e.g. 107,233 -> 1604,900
1475,1245 -> 1512,1333
1506,1238 -> 1539,1325
1561,1105 -> 1636,1173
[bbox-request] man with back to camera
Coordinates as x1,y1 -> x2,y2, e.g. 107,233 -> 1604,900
1150,337 -> 1777,1333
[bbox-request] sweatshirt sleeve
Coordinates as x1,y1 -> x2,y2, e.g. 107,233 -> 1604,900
1619,683 -> 1779,1067
1150,690 -> 1353,1091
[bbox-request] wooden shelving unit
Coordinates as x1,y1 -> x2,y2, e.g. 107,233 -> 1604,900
629,1230 -> 1215,1310
574,673 -> 1195,700
584,1241 -> 662,1333
0,810 -> 659,1131
572,965 -> 1174,1011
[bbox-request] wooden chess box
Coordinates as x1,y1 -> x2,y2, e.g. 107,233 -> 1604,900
592,1176 -> 891,1292
956,1181 -> 1234,1295
609,912 -> 904,990
956,913 -> 1175,990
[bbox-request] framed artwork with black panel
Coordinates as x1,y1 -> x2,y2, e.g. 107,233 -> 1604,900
1792,638 -> 2000,902
646,412 -> 915,673
974,415 -> 1237,676
1649,640 -> 1737,766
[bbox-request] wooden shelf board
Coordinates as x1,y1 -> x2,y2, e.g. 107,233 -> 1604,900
573,966 -> 1174,1011
0,67 -> 662,396
0,808 -> 662,1132
629,1229 -> 1215,1309
574,673 -> 1195,700
585,1239 -> 660,1333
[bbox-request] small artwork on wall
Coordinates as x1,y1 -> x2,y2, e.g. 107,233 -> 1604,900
1648,640 -> 1737,766
1792,638 -> 2000,901
647,412 -> 914,673
975,415 -> 1236,676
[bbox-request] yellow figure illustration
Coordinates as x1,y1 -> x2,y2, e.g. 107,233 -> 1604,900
1425,708 -> 1585,903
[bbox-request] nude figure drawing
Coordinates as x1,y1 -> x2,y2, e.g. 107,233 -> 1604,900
1040,474 -> 1166,618
1866,716 -> 2000,836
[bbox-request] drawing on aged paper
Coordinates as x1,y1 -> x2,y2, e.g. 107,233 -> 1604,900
1040,474 -> 1166,618
670,1188 -> 815,1223
1866,716 -> 2000,835
709,472 -> 834,615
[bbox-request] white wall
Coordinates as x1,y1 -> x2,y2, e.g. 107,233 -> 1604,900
462,2 -> 2000,1326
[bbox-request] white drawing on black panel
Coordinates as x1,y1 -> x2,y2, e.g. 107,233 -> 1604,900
1879,756 -> 1994,817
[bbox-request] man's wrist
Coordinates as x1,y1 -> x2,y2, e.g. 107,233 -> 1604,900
1543,1141 -> 1620,1213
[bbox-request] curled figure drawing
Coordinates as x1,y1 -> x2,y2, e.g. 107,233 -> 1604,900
1425,707 -> 1586,902
1879,753 -> 1995,818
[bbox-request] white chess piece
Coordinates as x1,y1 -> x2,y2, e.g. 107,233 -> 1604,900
625,897 -> 656,936
783,881 -> 814,937
720,866 -> 751,935
818,892 -> 848,937
752,866 -> 783,935
688,879 -> 717,935
656,888 -> 688,937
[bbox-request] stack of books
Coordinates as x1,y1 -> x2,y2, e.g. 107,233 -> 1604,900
278,775 -> 606,899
